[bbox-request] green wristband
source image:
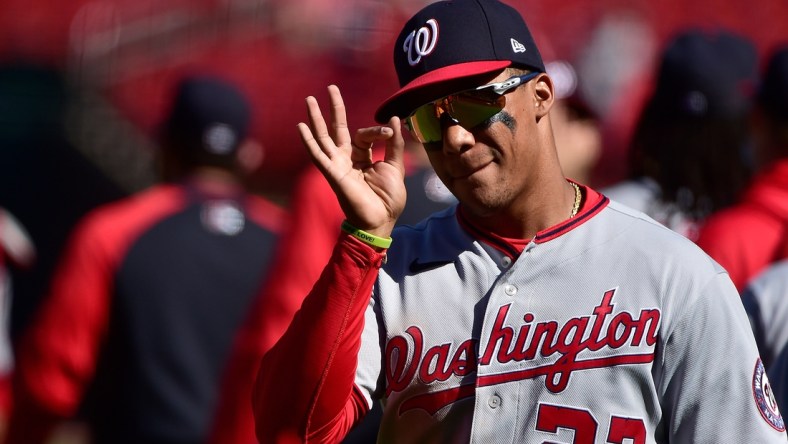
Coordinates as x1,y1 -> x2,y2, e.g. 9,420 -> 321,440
341,220 -> 393,249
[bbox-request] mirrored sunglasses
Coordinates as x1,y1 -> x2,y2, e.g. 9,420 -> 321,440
405,71 -> 540,144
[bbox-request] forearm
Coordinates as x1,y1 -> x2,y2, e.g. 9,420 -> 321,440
252,234 -> 385,442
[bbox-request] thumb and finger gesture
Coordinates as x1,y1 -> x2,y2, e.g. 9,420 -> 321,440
297,85 -> 406,238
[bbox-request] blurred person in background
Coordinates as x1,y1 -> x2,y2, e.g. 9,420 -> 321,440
209,139 -> 455,444
1,75 -> 286,444
547,59 -> 603,186
0,208 -> 35,425
0,63 -> 126,349
602,29 -> 758,241
741,258 -> 788,371
572,9 -> 658,188
696,46 -> 788,291
713,46 -> 788,405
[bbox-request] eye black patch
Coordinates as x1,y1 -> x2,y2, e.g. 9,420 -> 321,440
480,111 -> 516,132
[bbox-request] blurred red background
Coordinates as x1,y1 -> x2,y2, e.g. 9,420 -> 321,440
1,0 -> 787,198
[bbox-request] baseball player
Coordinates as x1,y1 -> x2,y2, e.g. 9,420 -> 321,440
4,76 -> 286,444
602,29 -> 758,243
253,0 -> 786,442
696,45 -> 788,292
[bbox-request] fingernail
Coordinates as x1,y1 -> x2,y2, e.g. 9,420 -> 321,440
381,127 -> 393,135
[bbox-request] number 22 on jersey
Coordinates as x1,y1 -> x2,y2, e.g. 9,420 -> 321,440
536,403 -> 646,444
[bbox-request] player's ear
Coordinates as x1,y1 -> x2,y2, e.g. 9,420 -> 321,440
236,139 -> 265,175
532,73 -> 554,119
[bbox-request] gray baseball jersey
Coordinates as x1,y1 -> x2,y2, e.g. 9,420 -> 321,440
352,191 -> 786,443
742,259 -> 788,369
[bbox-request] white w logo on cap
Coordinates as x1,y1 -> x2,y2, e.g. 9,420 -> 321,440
404,19 -> 439,66
510,38 -> 526,53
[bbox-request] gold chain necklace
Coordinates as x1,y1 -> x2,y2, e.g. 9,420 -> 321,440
569,182 -> 582,218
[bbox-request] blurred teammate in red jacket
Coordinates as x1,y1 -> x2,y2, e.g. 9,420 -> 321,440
697,46 -> 788,291
3,75 -> 286,444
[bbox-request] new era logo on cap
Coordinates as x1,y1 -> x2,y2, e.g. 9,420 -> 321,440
375,0 -> 545,123
511,38 -> 526,53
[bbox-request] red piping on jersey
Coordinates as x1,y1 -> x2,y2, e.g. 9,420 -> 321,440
535,192 -> 608,243
457,208 -> 522,258
456,184 -> 609,257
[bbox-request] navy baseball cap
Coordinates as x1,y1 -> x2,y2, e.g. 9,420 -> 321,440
757,46 -> 788,120
650,29 -> 757,119
162,75 -> 251,156
374,0 -> 545,123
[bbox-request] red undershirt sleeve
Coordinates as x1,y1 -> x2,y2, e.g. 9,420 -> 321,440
252,233 -> 385,443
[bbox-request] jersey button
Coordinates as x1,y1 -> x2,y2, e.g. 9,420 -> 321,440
501,256 -> 512,267
504,284 -> 517,296
488,395 -> 501,409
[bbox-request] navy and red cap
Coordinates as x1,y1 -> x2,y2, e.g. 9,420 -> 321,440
161,75 -> 252,156
650,29 -> 757,119
374,0 -> 545,124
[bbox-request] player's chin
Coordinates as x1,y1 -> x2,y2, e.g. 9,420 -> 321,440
452,180 -> 505,210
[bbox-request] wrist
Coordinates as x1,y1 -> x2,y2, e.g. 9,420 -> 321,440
341,220 -> 393,249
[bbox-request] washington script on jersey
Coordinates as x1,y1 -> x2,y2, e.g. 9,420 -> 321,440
385,288 -> 660,415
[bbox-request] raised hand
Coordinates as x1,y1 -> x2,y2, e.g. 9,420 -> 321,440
297,85 -> 407,238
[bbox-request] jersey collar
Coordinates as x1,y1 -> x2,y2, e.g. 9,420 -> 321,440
456,184 -> 609,257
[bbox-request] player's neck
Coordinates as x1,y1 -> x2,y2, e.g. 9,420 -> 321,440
460,177 -> 581,240
184,168 -> 245,195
